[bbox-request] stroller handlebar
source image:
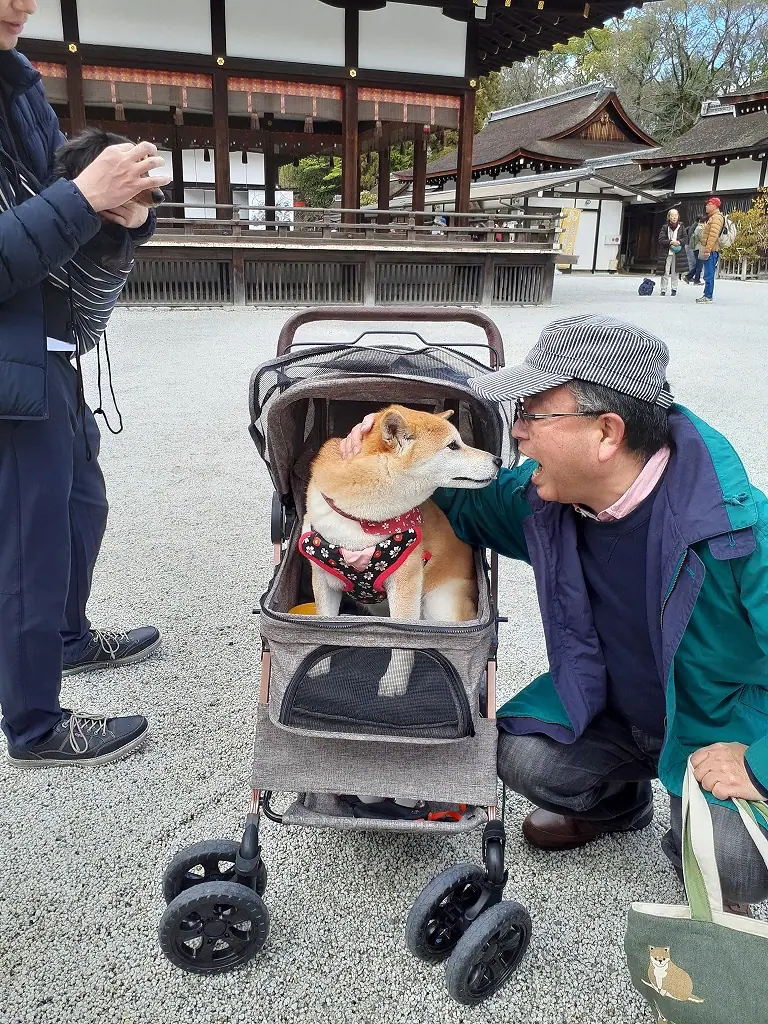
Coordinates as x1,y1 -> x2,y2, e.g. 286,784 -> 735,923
275,306 -> 505,368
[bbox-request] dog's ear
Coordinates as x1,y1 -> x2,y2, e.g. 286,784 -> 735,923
380,409 -> 411,447
439,410 -> 454,420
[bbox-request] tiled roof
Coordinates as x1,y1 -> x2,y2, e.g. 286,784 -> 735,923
639,110 -> 768,164
401,88 -> 655,180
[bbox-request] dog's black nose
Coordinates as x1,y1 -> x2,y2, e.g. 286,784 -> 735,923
493,456 -> 503,468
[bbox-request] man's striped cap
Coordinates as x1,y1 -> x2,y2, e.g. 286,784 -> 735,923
470,314 -> 674,408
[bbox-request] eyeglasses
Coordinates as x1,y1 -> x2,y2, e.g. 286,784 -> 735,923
513,400 -> 606,423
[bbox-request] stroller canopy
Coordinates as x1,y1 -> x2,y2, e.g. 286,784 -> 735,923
249,343 -> 508,506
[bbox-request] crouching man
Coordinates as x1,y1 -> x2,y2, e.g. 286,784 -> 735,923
342,314 -> 768,914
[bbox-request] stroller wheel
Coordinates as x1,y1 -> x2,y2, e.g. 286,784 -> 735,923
444,900 -> 531,1005
162,840 -> 268,903
405,863 -> 486,963
158,881 -> 269,974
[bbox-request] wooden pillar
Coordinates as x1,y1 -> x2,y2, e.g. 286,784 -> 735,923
212,68 -> 231,220
342,81 -> 359,224
264,150 -> 277,230
171,125 -> 185,219
412,127 -> 428,225
60,0 -> 85,135
377,142 -> 390,225
65,54 -> 86,135
455,88 -> 476,217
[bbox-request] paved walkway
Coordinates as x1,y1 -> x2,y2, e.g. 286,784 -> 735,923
1,273 -> 765,1024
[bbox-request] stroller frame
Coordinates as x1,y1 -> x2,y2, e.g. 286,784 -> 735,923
158,307 -> 531,1004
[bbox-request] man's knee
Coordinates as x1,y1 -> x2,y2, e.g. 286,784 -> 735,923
497,729 -> 589,807
712,806 -> 768,905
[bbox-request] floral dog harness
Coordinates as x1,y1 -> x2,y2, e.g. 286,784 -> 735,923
299,502 -> 429,605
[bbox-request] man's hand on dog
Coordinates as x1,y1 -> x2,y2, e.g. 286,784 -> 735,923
73,141 -> 171,214
691,741 -> 763,801
339,414 -> 375,459
100,200 -> 149,229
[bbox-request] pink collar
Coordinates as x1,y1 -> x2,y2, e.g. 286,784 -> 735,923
322,494 -> 423,536
575,446 -> 671,522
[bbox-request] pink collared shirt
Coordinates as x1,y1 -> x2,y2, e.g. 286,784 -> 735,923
575,446 -> 671,522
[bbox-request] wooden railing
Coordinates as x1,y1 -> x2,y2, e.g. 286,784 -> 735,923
152,203 -> 562,250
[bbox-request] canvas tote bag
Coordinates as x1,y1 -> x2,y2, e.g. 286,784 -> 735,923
625,758 -> 768,1023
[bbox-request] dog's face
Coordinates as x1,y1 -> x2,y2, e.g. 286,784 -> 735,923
365,405 -> 501,492
54,127 -> 166,207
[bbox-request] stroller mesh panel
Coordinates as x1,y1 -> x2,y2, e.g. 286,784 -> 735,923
279,645 -> 474,740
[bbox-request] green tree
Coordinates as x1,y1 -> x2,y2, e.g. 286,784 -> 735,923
730,189 -> 768,259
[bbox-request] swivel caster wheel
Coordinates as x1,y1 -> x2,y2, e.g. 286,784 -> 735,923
158,881 -> 269,974
444,900 -> 531,1005
162,839 -> 267,903
405,863 -> 486,963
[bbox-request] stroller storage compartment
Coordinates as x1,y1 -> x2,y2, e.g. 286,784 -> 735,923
261,520 -> 496,745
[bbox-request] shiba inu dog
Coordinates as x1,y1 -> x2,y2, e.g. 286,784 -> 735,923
54,127 -> 166,208
300,404 -> 501,628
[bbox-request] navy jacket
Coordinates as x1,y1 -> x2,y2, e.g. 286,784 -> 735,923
0,50 -> 154,420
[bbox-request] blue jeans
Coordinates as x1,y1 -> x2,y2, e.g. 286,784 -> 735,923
497,709 -> 768,904
703,251 -> 719,299
0,353 -> 108,748
686,253 -> 703,283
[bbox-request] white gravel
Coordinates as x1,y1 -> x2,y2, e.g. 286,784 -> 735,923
1,274 -> 766,1024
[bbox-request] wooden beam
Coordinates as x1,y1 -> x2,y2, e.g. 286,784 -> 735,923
342,81 -> 359,223
59,0 -> 79,41
412,127 -> 428,223
210,0 -> 227,55
211,68 -> 231,218
345,8 -> 359,70
455,88 -> 476,216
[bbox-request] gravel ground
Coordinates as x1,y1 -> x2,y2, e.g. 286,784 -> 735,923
1,273 -> 766,1024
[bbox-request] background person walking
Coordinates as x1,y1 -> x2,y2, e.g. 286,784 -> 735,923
696,197 -> 725,304
656,208 -> 686,296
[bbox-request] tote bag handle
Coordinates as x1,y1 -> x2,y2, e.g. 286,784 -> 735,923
682,757 -> 768,922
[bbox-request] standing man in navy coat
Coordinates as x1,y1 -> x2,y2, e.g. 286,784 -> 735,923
0,0 -> 172,767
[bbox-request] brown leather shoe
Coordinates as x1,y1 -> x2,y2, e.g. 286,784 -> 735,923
723,902 -> 753,918
522,807 -> 653,851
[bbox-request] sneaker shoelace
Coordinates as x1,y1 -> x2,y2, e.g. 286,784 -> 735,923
90,628 -> 131,659
67,712 -> 110,754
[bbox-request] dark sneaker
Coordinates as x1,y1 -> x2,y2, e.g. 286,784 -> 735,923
62,626 -> 161,676
7,710 -> 149,768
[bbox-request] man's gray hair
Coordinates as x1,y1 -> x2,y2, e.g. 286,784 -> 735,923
567,380 -> 672,461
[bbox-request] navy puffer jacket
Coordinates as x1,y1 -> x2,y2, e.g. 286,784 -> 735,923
0,50 -> 146,420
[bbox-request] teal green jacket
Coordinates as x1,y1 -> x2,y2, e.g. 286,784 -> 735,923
435,406 -> 768,806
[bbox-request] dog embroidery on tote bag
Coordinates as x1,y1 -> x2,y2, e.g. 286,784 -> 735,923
643,947 -> 704,1003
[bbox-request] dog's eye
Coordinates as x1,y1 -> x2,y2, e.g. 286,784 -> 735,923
447,441 -> 461,451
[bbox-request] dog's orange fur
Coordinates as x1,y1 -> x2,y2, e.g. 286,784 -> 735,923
305,405 -> 500,623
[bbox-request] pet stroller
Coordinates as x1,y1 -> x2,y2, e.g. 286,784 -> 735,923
157,307 -> 532,1005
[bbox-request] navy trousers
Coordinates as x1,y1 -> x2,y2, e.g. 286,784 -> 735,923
0,352 -> 108,748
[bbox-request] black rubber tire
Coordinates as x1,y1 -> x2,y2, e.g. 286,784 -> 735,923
444,900 -> 532,1006
158,881 -> 269,975
162,840 -> 267,904
405,863 -> 486,964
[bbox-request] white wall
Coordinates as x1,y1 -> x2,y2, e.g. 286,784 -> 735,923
717,157 -> 762,191
25,1 -> 63,41
674,163 -> 716,195
78,0 -> 211,52
183,149 -> 215,184
359,3 -> 466,77
184,188 -> 216,219
226,0 -> 344,66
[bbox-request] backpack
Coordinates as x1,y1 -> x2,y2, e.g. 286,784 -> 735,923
638,277 -> 655,296
720,214 -> 737,250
